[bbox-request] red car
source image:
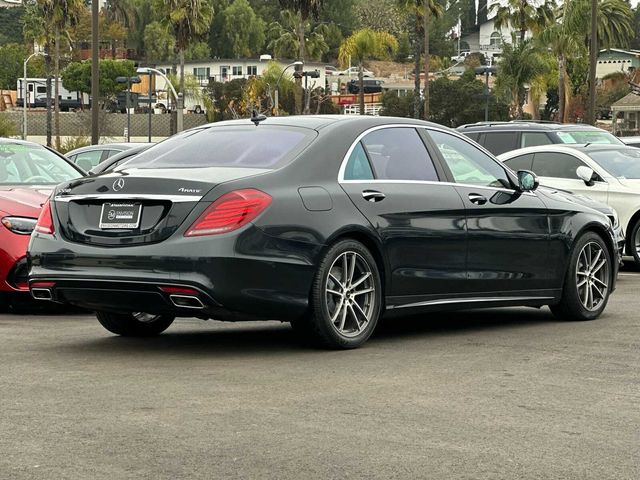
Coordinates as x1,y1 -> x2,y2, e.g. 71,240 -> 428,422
0,139 -> 83,311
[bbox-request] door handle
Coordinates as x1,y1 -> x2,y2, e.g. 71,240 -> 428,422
362,190 -> 386,202
468,193 -> 487,205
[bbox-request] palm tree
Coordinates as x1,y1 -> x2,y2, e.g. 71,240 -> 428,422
491,0 -> 555,43
496,37 -> 548,119
154,0 -> 214,100
397,0 -> 443,119
38,0 -> 85,150
277,0 -> 324,61
538,2 -> 583,123
339,29 -> 398,115
266,10 -> 329,61
564,0 -> 633,49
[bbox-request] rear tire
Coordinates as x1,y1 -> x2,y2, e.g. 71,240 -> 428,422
294,239 -> 382,349
550,232 -> 612,321
627,218 -> 640,267
96,311 -> 175,337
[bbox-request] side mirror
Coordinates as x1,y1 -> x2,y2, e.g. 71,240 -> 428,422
576,165 -> 596,186
517,170 -> 539,192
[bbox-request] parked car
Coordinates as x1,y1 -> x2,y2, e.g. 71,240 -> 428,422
337,66 -> 374,77
619,136 -> 640,148
498,144 -> 640,266
347,79 -> 384,94
28,117 -> 618,349
0,139 -> 84,311
457,121 -> 623,156
325,65 -> 338,76
66,143 -> 151,172
89,144 -> 154,175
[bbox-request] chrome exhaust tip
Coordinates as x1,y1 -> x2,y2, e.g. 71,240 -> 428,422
169,294 -> 205,309
31,288 -> 53,301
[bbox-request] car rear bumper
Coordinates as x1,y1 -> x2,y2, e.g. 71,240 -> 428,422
28,225 -> 320,320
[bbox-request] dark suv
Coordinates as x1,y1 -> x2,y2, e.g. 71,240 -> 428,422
457,121 -> 623,156
347,79 -> 383,94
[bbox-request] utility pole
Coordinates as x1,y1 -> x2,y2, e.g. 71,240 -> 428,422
91,0 -> 99,144
423,0 -> 430,120
587,0 -> 597,125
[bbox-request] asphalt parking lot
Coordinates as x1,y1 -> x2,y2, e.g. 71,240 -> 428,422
1,270 -> 639,479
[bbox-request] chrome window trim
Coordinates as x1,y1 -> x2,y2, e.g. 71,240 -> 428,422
337,123 -> 524,190
340,178 -> 537,196
54,194 -> 202,203
387,296 -> 555,310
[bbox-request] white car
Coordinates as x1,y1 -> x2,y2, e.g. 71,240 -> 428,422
498,144 -> 640,265
337,66 -> 374,77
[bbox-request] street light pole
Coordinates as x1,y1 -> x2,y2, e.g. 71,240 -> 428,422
22,52 -> 42,140
274,61 -> 303,116
588,0 -> 598,125
116,76 -> 141,142
136,67 -> 182,134
91,0 -> 99,144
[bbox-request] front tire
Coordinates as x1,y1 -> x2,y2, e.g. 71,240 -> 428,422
96,311 -> 175,337
550,232 -> 612,321
294,239 -> 382,349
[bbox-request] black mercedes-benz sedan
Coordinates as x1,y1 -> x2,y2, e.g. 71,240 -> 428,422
27,116 -> 618,349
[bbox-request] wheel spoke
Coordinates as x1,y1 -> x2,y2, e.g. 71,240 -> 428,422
341,254 -> 349,283
337,302 -> 348,331
347,253 -> 356,285
590,249 -> 602,271
352,287 -> 374,296
351,300 -> 369,322
577,278 -> 588,288
592,259 -> 607,274
593,276 -> 608,288
348,303 -> 362,330
331,297 -> 345,323
327,289 -> 342,296
592,283 -> 605,299
351,272 -> 371,289
328,273 -> 343,289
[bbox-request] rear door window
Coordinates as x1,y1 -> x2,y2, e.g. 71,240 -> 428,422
481,132 -> 519,155
521,132 -> 553,148
125,126 -> 316,169
503,154 -> 534,172
531,152 -> 586,179
361,127 -> 439,181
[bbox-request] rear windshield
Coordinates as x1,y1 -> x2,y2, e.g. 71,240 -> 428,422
123,126 -> 315,169
554,130 -> 622,145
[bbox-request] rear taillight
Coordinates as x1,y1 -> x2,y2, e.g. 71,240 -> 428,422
35,199 -> 54,235
184,189 -> 272,237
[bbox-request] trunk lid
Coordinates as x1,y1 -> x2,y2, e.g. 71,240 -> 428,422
52,167 -> 268,246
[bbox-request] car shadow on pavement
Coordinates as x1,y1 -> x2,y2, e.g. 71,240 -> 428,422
47,307 -> 558,358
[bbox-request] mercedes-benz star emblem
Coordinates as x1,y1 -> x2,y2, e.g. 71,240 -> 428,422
112,178 -> 125,191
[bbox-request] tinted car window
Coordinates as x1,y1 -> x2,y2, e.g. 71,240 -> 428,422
429,130 -> 511,188
504,153 -> 534,171
554,130 -> 622,145
521,132 -> 553,148
464,132 -> 480,142
344,143 -> 374,180
532,152 -> 585,179
125,126 -> 314,169
74,150 -> 103,170
481,132 -> 519,155
587,148 -> 640,179
361,128 -> 439,181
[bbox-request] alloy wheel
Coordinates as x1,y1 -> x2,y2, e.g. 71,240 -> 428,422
575,241 -> 609,312
325,251 -> 376,338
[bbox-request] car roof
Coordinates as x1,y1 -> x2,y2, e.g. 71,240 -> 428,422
456,121 -> 607,132
497,143 -> 637,159
199,115 -> 440,131
0,137 -> 46,147
66,143 -> 151,156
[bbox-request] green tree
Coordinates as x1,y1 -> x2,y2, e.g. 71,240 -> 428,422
538,5 -> 583,122
61,59 -> 136,102
221,0 -> 266,58
0,6 -> 25,45
339,28 -> 398,115
277,0 -> 324,61
266,10 -> 329,60
495,37 -> 548,119
153,0 -> 214,99
185,41 -> 212,60
491,0 -> 555,43
37,0 -> 85,150
0,43 -> 44,90
143,21 -> 176,61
